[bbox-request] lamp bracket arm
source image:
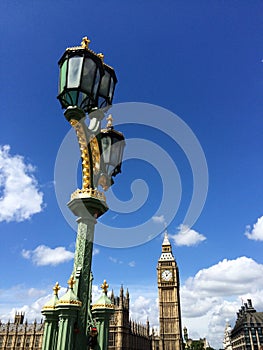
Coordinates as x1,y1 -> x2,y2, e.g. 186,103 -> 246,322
87,117 -> 101,134
86,108 -> 105,134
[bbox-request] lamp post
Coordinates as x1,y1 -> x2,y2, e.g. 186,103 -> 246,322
42,37 -> 125,350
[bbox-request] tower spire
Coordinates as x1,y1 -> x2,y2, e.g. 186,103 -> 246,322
159,232 -> 174,261
162,231 -> 171,246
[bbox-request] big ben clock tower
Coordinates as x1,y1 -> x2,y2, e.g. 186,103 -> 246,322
157,233 -> 183,350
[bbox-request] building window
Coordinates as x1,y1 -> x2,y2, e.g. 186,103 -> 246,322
35,335 -> 40,347
16,336 -> 22,347
108,332 -> 115,347
25,336 -> 31,348
7,336 -> 13,346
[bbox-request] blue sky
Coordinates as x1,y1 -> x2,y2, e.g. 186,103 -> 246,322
1,1 -> 263,348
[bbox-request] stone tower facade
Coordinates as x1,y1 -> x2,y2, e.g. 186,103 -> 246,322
108,286 -> 151,350
157,233 -> 183,350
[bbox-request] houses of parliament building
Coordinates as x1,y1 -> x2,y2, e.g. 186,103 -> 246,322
0,234 -> 184,350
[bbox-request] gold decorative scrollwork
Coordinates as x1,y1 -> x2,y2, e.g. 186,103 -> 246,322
89,134 -> 100,176
69,119 -> 106,201
70,119 -> 91,190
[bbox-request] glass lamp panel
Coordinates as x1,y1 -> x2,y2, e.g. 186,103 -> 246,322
101,136 -> 111,163
92,68 -> 101,96
110,141 -> 122,167
118,139 -> 125,163
59,60 -> 67,93
107,164 -> 115,176
81,58 -> 96,94
67,56 -> 83,88
99,70 -> 110,97
108,77 -> 115,101
78,92 -> 89,110
67,91 -> 78,106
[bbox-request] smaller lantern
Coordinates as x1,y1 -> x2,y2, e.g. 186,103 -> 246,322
100,115 -> 125,179
97,54 -> 118,110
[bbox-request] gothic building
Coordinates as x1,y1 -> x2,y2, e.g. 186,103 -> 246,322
108,285 -> 151,349
0,313 -> 44,350
0,235 -> 183,350
231,299 -> 263,350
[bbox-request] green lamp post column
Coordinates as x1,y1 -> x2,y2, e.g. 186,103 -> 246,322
67,196 -> 108,349
92,280 -> 115,350
56,276 -> 82,350
41,283 -> 60,350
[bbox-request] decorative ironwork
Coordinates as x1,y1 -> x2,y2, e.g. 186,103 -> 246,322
101,280 -> 109,294
53,282 -> 60,296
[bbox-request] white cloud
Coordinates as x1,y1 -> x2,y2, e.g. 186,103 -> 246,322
181,256 -> 263,348
0,285 -> 50,322
0,285 -> 71,323
0,145 -> 44,222
128,261 -> 136,267
22,245 -> 74,266
109,256 -> 123,264
171,224 -> 206,246
93,248 -> 100,256
152,215 -> 166,224
245,216 -> 263,241
109,257 -> 135,267
129,288 -> 159,327
109,256 -> 117,263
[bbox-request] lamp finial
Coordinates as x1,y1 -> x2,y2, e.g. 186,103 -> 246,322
81,37 -> 90,49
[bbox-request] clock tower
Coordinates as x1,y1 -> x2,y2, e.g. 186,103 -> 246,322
157,233 -> 183,350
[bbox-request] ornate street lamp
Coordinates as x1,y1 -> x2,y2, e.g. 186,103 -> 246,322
57,36 -> 124,196
57,37 -> 118,114
42,37 -> 125,350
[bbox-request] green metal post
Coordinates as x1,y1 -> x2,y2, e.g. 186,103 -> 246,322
41,312 -> 58,350
67,197 -> 108,349
92,281 -> 115,350
55,277 -> 82,350
41,283 -> 60,350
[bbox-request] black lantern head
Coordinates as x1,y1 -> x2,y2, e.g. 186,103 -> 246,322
100,115 -> 125,179
57,37 -> 104,114
97,57 -> 118,110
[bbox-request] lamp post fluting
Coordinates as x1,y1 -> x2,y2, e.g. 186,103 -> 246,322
42,37 -> 125,350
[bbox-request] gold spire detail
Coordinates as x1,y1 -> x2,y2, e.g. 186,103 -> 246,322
97,53 -> 104,62
101,280 -> 109,294
81,36 -> 90,49
67,275 -> 75,289
106,114 -> 113,128
53,282 -> 60,296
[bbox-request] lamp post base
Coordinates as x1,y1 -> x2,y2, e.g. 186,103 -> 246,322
68,192 -> 108,219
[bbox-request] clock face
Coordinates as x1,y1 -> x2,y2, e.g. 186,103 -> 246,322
161,269 -> 172,281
